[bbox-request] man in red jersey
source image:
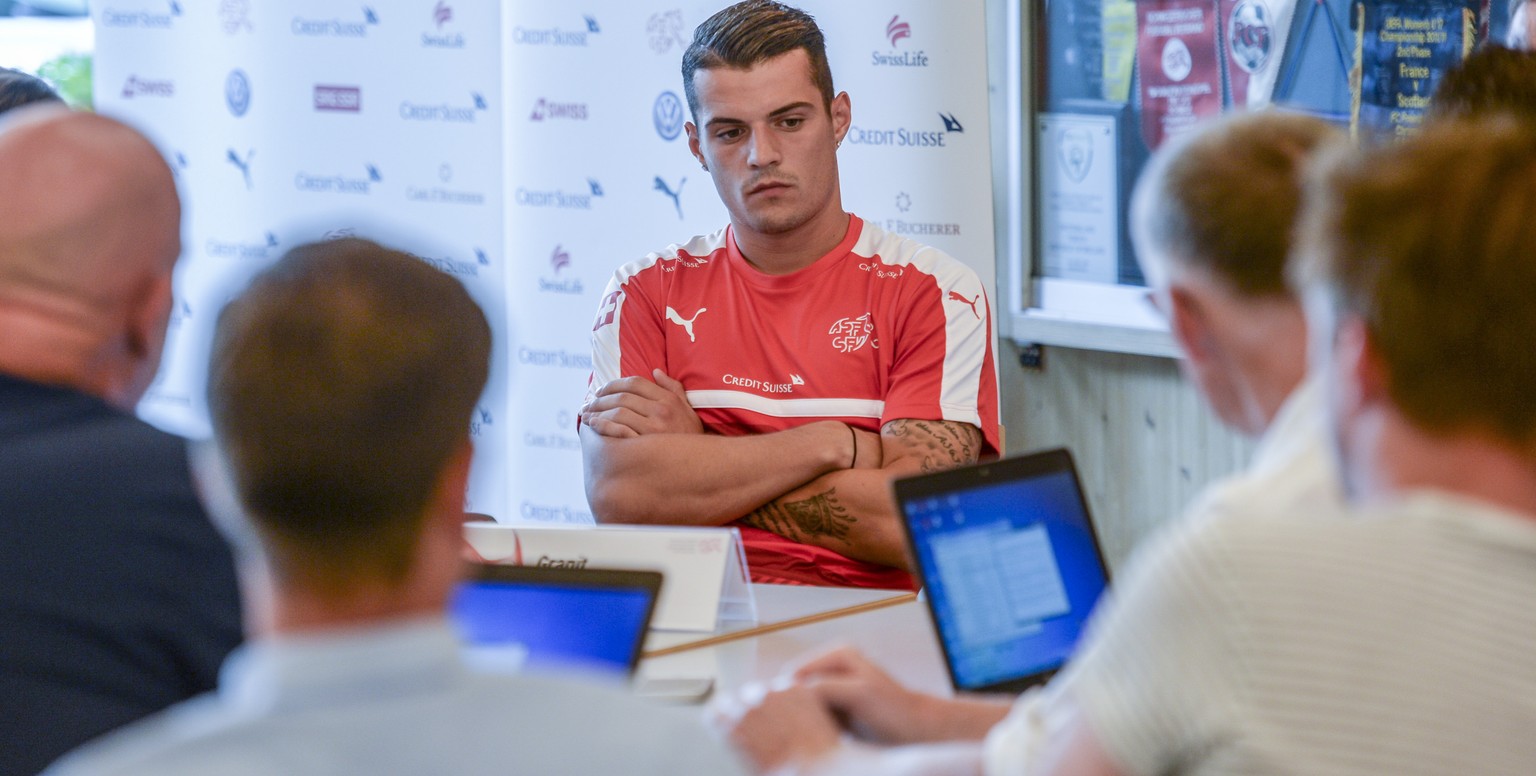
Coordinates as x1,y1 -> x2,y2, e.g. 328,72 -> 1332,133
580,0 -> 1000,589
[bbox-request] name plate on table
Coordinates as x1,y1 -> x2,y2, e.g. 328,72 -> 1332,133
463,523 -> 757,632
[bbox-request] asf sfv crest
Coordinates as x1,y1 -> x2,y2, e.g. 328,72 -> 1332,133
1057,127 -> 1093,184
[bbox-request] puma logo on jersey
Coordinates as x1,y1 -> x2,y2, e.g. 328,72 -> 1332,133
948,291 -> 981,320
665,306 -> 707,342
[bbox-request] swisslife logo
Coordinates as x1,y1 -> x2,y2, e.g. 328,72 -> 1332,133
872,14 -> 930,67
539,245 -> 584,295
845,112 -> 964,149
423,0 -> 466,48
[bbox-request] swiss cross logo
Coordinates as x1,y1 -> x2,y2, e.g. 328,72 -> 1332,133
830,313 -> 876,353
592,290 -> 621,331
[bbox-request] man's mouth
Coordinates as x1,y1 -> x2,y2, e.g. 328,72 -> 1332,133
746,179 -> 793,196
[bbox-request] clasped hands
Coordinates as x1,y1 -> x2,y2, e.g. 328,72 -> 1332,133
581,369 -> 705,438
710,646 -> 942,774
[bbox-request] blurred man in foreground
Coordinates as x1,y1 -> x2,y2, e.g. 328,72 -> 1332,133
48,239 -> 745,775
0,108 -> 242,776
724,108 -> 1347,771
722,117 -> 1536,775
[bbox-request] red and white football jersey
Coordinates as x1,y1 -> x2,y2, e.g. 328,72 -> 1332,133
587,216 -> 1000,588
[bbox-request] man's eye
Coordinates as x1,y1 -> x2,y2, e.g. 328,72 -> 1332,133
781,117 -> 804,129
716,128 -> 743,141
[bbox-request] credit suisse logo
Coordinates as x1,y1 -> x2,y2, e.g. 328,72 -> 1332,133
399,92 -> 487,123
315,85 -> 362,113
292,7 -> 378,38
121,75 -> 174,99
205,231 -> 279,261
99,2 -> 180,29
423,0 -> 466,48
294,163 -> 381,195
512,14 -> 600,46
515,178 -> 603,210
416,251 -> 481,278
873,14 -> 930,67
845,112 -> 964,148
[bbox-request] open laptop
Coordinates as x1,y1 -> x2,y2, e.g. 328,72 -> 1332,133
451,565 -> 663,680
894,448 -> 1111,694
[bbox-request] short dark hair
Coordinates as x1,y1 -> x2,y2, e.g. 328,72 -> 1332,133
1429,45 -> 1536,124
1294,118 -> 1536,449
207,238 -> 491,593
0,67 -> 63,115
1132,111 -> 1342,297
681,0 -> 834,119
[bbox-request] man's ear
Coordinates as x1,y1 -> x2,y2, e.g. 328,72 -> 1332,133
128,271 -> 174,361
830,91 -> 851,144
1167,285 -> 1214,366
1335,316 -> 1389,412
686,121 -> 706,169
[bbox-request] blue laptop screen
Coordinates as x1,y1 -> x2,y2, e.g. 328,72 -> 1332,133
904,468 -> 1109,690
450,581 -> 653,677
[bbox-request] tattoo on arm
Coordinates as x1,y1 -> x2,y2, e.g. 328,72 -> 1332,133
884,419 -> 982,472
743,488 -> 856,542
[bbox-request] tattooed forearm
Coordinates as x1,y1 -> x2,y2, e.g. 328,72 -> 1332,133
884,419 -> 982,472
742,488 -> 856,542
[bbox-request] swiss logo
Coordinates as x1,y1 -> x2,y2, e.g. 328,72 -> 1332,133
830,313 -> 876,353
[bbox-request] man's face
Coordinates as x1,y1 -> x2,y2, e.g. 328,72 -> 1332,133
686,49 -> 850,238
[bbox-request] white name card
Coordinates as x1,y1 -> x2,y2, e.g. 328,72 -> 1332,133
463,523 -> 757,632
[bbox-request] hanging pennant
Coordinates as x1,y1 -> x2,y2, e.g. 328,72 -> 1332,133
1137,0 -> 1224,149
1351,0 -> 1479,139
1220,0 -> 1300,108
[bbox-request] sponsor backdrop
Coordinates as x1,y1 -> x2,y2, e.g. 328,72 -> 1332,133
94,0 -> 993,525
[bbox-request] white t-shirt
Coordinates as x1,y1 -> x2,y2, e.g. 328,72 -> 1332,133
1045,492 -> 1536,775
985,379 -> 1343,775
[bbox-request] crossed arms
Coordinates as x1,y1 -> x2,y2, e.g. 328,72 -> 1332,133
579,369 -> 982,569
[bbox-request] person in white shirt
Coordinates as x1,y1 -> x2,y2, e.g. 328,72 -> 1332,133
47,239 -> 746,776
718,108 -> 1345,774
721,116 -> 1536,775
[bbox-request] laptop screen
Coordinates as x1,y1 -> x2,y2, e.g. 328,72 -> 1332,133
898,450 -> 1110,693
450,566 -> 661,678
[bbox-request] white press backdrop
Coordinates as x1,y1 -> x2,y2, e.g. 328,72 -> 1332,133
95,0 -> 994,525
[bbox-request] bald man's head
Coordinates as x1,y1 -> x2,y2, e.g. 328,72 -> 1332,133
0,108 -> 182,408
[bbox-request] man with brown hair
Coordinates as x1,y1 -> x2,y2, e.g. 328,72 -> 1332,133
49,240 -> 746,775
0,107 -> 241,776
582,0 -> 1000,589
1428,44 -> 1536,124
727,117 -> 1536,776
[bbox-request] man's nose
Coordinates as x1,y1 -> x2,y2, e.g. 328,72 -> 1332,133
747,128 -> 781,168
